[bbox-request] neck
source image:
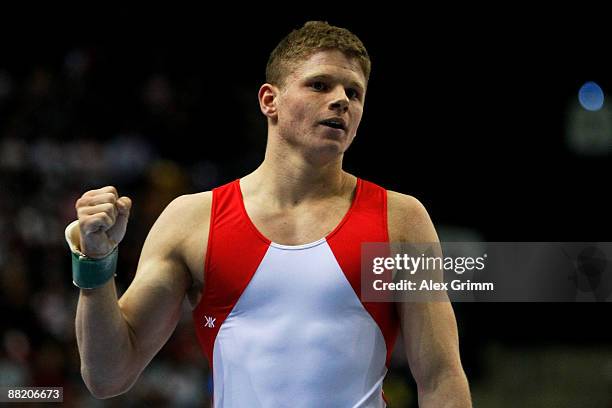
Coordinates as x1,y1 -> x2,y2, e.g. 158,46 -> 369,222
241,138 -> 354,208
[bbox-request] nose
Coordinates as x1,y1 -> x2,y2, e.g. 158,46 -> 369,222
329,87 -> 349,113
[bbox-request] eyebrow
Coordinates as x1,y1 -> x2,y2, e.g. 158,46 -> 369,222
305,74 -> 366,94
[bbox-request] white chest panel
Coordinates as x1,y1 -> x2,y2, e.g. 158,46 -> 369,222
212,239 -> 388,408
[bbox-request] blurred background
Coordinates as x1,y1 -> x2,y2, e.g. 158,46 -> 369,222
1,7 -> 611,407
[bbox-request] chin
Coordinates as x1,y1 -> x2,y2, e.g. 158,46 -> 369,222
304,141 -> 348,165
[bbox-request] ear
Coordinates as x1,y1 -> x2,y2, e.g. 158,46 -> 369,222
258,83 -> 279,120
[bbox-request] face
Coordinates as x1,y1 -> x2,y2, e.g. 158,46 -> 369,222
261,50 -> 367,162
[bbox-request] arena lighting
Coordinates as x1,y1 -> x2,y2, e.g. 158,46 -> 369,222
578,81 -> 604,111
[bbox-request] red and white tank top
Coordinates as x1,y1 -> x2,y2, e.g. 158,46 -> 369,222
192,178 -> 400,407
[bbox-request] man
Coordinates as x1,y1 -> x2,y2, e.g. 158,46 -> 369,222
67,21 -> 471,407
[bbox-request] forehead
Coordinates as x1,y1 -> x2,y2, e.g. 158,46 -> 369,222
289,50 -> 366,88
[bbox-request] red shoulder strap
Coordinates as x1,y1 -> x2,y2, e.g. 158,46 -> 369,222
327,179 -> 400,366
192,180 -> 270,364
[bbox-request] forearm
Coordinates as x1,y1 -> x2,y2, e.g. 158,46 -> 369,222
75,278 -> 138,398
418,371 -> 472,408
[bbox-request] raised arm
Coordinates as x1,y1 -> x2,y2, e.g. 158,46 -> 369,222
71,187 -> 208,398
387,191 -> 472,408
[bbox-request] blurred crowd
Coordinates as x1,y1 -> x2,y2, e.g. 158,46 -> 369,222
0,46 -> 237,406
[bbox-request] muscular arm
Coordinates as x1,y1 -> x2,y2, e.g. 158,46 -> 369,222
387,191 -> 471,407
75,192 -> 210,398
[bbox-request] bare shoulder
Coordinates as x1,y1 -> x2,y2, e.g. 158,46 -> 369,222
386,190 -> 439,243
159,191 -> 212,236
160,191 -> 212,274
169,191 -> 213,242
136,191 -> 212,260
130,191 -> 212,304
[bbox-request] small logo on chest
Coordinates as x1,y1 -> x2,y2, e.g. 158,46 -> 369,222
203,316 -> 216,328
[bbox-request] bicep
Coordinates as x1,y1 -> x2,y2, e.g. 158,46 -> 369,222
117,198 -> 193,371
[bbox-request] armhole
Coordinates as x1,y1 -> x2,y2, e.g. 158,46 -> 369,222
382,189 -> 390,243
202,189 -> 217,298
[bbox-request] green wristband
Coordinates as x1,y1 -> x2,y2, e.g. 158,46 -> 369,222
71,247 -> 118,289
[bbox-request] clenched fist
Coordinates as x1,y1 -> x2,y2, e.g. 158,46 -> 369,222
75,186 -> 132,259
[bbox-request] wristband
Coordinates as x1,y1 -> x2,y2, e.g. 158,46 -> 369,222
71,246 -> 118,289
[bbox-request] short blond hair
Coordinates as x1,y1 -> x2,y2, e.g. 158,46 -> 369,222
266,21 -> 371,87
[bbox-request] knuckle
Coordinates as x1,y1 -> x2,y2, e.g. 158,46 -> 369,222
104,213 -> 114,225
102,204 -> 115,220
77,196 -> 91,207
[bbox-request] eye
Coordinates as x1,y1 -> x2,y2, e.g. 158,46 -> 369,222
311,81 -> 327,91
346,88 -> 360,100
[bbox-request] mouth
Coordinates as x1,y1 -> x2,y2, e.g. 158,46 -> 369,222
319,118 -> 346,131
